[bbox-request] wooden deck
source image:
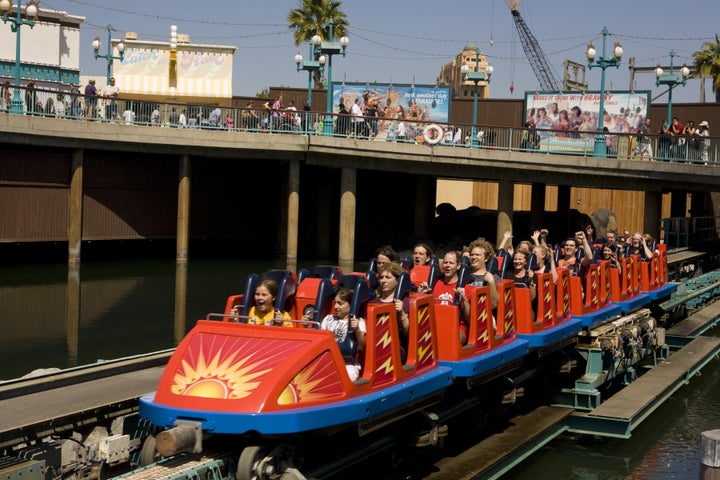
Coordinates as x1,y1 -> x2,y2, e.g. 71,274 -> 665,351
586,336 -> 720,428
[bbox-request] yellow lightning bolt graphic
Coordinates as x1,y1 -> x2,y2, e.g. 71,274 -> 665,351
377,331 -> 393,349
376,357 -> 394,375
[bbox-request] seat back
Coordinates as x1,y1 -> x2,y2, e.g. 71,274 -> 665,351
314,265 -> 343,282
487,256 -> 499,276
239,273 -> 261,316
336,274 -> 371,317
395,271 -> 413,300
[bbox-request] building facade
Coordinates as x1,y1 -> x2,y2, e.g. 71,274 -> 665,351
437,43 -> 491,99
0,7 -> 84,89
112,31 -> 236,105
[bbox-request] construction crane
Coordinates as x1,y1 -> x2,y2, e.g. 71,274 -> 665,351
506,0 -> 560,92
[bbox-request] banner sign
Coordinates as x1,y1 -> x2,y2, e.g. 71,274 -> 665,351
331,82 -> 451,123
523,91 -> 651,134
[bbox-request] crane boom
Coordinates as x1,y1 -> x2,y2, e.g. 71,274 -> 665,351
506,0 -> 560,91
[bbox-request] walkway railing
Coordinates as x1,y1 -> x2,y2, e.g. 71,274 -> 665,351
4,84 -> 719,165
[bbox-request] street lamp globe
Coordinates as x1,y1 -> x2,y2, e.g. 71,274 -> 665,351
586,44 -> 596,61
460,64 -> 469,76
311,34 -> 322,46
25,1 -> 36,18
613,42 -> 623,60
486,65 -> 494,76
0,0 -> 10,14
294,53 -> 303,66
654,65 -> 663,79
117,39 -> 125,54
681,64 -> 690,79
318,54 -> 326,66
92,36 -> 101,53
340,36 -> 349,48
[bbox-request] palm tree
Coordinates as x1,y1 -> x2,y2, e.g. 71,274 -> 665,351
288,0 -> 348,88
693,34 -> 720,102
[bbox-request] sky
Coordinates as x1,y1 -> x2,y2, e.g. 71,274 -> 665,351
40,0 -> 718,104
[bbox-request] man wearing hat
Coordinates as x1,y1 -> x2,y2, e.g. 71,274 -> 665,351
699,121 -> 710,164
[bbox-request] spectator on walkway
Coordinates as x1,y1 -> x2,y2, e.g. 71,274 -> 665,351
2,80 -> 11,111
208,107 -> 222,127
123,107 -> 135,125
699,121 -> 710,164
179,109 -> 187,128
351,97 -> 368,138
25,80 -> 39,116
150,106 -> 160,125
102,77 -> 120,121
84,79 -> 97,119
271,95 -> 282,130
168,107 -> 179,127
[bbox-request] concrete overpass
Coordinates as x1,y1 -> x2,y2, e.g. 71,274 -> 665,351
0,114 -> 718,270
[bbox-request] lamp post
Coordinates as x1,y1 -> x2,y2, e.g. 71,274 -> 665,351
0,0 -> 39,115
294,43 -> 325,107
460,47 -> 493,149
93,24 -> 125,85
586,27 -> 623,158
654,50 -> 690,127
312,17 -> 348,136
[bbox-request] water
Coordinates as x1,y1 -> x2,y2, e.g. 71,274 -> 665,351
505,360 -> 720,479
1,258 -> 718,479
0,258 -> 272,380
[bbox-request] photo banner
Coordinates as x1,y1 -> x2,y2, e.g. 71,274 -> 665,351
331,82 -> 451,123
523,91 -> 651,134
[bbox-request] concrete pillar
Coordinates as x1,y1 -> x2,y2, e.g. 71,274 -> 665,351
338,167 -> 357,272
643,190 -> 662,240
530,182 -> 546,230
496,180 -> 513,248
174,263 -> 187,345
286,158 -> 300,272
65,265 -> 80,364
700,429 -> 720,480
68,149 -> 83,267
176,154 -> 191,264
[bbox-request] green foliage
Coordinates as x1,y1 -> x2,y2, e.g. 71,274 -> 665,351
692,34 -> 720,102
256,88 -> 270,99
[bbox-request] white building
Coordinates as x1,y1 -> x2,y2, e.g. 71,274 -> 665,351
0,6 -> 84,89
112,32 -> 236,105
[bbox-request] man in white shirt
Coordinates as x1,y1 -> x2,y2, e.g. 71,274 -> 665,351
102,77 -> 120,121
350,98 -> 367,138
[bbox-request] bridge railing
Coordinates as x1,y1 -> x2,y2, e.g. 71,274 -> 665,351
5,84 -> 719,165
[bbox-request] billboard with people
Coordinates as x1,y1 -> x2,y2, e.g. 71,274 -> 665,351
523,91 -> 651,135
330,82 -> 451,123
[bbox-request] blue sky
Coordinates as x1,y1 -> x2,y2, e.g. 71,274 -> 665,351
41,0 -> 717,104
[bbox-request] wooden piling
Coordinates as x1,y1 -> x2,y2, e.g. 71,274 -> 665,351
701,429 -> 720,480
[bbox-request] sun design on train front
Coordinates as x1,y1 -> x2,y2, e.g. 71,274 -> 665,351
171,332 -> 306,399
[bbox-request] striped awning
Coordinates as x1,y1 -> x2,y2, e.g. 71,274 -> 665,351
114,48 -> 232,98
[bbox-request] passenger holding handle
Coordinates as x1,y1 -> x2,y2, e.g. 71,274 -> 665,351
317,288 -> 367,382
247,278 -> 293,327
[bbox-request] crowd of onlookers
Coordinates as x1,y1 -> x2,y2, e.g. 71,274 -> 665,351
1,80 -> 715,162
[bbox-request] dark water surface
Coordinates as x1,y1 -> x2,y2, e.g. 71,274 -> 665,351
1,259 -> 718,479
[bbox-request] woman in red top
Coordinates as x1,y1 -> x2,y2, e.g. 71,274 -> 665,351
420,251 -> 470,344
